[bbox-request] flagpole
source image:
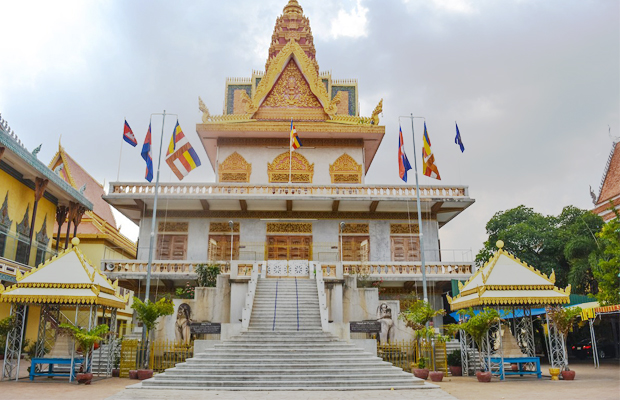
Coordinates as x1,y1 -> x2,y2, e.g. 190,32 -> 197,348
289,119 -> 293,184
142,110 -> 178,343
116,119 -> 125,182
400,114 -> 428,303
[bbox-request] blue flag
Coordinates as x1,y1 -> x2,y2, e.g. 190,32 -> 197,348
455,122 -> 465,153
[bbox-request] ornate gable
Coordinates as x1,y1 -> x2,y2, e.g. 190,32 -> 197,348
329,153 -> 362,183
254,59 -> 326,121
16,205 -> 30,237
36,216 -> 49,245
268,151 -> 314,183
219,152 -> 252,182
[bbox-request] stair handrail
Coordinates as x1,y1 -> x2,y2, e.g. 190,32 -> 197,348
241,262 -> 260,331
313,262 -> 329,332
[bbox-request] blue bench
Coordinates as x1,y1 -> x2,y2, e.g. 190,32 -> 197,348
489,356 -> 542,380
29,357 -> 83,381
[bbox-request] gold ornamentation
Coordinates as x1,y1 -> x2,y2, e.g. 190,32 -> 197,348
266,222 -> 312,234
199,96 -> 211,123
219,152 -> 251,182
260,60 -> 323,109
268,151 -> 314,183
209,222 -> 240,233
158,222 -> 188,232
250,41 -> 336,118
370,99 -> 383,125
390,223 -> 420,234
331,91 -> 349,116
341,223 -> 369,234
329,153 -> 362,184
218,137 -> 363,148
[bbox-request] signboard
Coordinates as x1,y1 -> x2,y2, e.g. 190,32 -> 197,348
349,320 -> 381,333
189,322 -> 221,334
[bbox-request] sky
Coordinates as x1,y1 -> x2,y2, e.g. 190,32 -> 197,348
0,0 -> 618,259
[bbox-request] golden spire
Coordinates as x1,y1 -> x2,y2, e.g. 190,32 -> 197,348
266,0 -> 317,71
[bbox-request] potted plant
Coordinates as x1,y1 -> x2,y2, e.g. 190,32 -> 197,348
447,349 -> 462,376
412,356 -> 429,380
547,306 -> 582,381
58,323 -> 110,384
451,308 -> 501,382
429,369 -> 444,382
131,297 -> 174,380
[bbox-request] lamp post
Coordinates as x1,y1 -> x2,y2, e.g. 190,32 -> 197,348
229,220 -> 234,266
398,114 -> 428,303
339,222 -> 346,263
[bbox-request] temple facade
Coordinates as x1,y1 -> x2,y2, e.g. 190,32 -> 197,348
103,0 -> 475,340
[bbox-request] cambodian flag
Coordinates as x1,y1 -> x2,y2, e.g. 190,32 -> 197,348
398,126 -> 412,182
123,120 -> 137,147
141,123 -> 153,182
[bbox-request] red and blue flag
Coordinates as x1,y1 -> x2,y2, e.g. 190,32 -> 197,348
398,126 -> 412,182
123,120 -> 137,147
141,123 -> 153,182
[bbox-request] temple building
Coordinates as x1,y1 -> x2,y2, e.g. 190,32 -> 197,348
592,141 -> 620,221
103,0 -> 475,339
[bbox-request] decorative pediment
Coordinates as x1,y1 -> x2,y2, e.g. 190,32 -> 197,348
219,152 -> 252,182
0,192 -> 12,230
248,41 -> 337,120
267,151 -> 314,183
16,205 -> 30,237
329,153 -> 362,183
36,216 -> 49,245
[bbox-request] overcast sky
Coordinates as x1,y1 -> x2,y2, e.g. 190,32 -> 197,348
1,0 -> 618,259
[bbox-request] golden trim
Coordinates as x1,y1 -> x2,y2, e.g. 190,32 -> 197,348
390,223 -> 420,234
158,222 -> 188,233
266,222 -> 312,234
329,153 -> 362,184
219,152 -> 252,183
268,151 -> 314,183
341,223 -> 369,234
209,222 -> 240,233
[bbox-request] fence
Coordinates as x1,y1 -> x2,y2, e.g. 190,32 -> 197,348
377,340 -> 447,376
119,339 -> 194,377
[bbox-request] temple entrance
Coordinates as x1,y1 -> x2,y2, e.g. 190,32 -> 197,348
266,235 -> 311,277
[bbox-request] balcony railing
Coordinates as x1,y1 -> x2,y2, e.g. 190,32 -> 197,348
108,182 -> 468,199
0,229 -> 56,279
101,260 -> 229,275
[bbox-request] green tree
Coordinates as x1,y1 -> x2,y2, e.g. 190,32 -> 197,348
132,297 -> 174,369
593,212 -> 620,305
476,205 -> 603,293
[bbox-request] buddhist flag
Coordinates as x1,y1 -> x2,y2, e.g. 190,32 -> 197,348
290,120 -> 302,150
455,122 -> 464,153
123,120 -> 137,147
398,126 -> 412,182
165,120 -> 201,180
422,122 -> 441,180
141,123 -> 153,182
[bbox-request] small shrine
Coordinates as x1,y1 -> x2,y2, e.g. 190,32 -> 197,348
0,237 -> 128,382
448,241 -> 570,380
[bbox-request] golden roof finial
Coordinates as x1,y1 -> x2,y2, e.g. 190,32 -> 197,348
284,0 -> 303,14
496,240 -> 504,249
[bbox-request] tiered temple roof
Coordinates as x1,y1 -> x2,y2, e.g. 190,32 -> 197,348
593,141 -> 620,221
448,241 -> 570,310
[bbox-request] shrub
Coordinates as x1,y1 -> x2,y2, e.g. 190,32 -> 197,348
447,349 -> 462,367
196,263 -> 220,287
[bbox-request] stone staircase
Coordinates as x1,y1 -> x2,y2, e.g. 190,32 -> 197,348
138,278 -> 427,390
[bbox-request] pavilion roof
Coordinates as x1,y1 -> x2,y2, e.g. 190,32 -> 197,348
0,238 -> 129,308
448,241 -> 570,310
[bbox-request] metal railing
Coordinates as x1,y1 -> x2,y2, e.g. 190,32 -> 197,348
0,229 -> 57,274
377,339 -> 447,375
119,339 -> 194,376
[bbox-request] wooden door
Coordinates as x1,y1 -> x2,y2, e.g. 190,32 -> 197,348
390,236 -> 420,262
267,236 -> 312,260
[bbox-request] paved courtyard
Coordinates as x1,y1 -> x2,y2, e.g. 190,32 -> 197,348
0,360 -> 617,400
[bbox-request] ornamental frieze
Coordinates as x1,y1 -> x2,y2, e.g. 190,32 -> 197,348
267,222 -> 312,234
390,223 -> 420,234
341,223 -> 369,234
268,151 -> 314,183
329,153 -> 362,184
218,152 -> 251,183
158,222 -> 189,233
209,222 -> 240,233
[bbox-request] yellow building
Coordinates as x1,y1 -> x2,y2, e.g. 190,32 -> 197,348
0,115 -> 93,341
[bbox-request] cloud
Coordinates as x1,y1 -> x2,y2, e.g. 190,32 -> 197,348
329,0 -> 369,39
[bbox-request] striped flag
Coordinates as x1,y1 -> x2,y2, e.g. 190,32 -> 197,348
165,120 -> 201,180
290,120 -> 302,150
398,126 -> 412,182
422,122 -> 441,180
141,123 -> 153,182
